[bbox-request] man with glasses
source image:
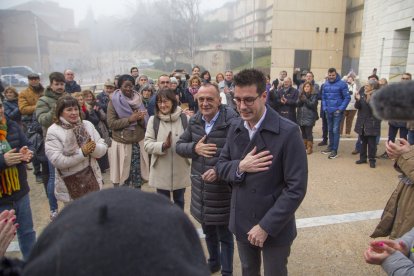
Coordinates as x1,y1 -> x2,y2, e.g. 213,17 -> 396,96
147,75 -> 171,116
217,68 -> 307,276
177,83 -> 238,275
63,69 -> 81,94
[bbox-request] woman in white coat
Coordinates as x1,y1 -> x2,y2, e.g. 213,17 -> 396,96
144,88 -> 190,209
45,96 -> 107,204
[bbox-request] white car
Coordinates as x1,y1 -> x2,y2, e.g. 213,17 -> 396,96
0,74 -> 28,86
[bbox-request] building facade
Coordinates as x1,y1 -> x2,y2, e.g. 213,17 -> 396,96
358,0 -> 414,82
270,0 -> 347,81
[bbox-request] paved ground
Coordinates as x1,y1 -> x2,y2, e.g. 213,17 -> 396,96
7,119 -> 398,275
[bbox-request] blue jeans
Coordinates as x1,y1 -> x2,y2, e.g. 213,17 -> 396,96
202,224 -> 234,276
156,188 -> 185,210
0,194 -> 36,260
47,160 -> 58,212
325,111 -> 343,152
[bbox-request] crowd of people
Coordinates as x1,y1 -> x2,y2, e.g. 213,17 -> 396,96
0,64 -> 412,275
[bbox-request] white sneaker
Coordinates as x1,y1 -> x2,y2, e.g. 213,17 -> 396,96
50,210 -> 58,221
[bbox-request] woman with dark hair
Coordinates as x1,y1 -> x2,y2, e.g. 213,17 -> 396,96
107,74 -> 147,188
354,79 -> 381,168
296,81 -> 319,154
200,71 -> 211,84
82,89 -> 110,173
45,95 -> 107,203
144,88 -> 190,209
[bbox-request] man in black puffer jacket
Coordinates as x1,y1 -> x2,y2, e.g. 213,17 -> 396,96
177,83 -> 238,276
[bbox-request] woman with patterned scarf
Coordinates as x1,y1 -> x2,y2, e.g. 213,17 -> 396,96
0,99 -> 36,260
45,96 -> 107,204
107,74 -> 147,188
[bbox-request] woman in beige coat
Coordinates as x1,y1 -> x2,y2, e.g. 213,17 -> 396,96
45,96 -> 107,203
144,88 -> 190,209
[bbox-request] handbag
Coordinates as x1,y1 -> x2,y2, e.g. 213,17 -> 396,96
57,156 -> 100,199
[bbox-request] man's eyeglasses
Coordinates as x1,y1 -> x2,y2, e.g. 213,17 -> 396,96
233,95 -> 260,106
402,77 -> 411,80
159,81 -> 170,84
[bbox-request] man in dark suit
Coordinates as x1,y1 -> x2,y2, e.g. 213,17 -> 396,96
216,68 -> 308,276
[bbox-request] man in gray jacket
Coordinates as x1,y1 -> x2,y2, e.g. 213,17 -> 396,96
176,83 -> 238,275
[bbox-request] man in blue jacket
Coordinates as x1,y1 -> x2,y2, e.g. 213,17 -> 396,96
321,68 -> 350,159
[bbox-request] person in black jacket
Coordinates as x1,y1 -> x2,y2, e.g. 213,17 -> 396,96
272,77 -> 299,123
0,99 -> 36,260
354,79 -> 381,168
3,86 -> 21,126
176,83 -> 238,275
297,81 -> 319,154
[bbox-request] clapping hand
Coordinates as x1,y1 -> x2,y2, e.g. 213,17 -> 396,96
386,139 -> 411,160
0,210 -> 18,257
4,149 -> 22,167
162,131 -> 172,151
81,138 -> 96,156
19,146 -> 33,162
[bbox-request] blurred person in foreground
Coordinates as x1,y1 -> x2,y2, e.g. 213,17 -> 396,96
0,189 -> 209,275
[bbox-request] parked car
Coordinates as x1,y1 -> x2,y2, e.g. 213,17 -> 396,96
0,74 -> 28,86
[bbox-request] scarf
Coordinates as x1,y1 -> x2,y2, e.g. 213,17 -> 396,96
0,118 -> 20,197
365,89 -> 374,103
59,117 -> 91,147
111,89 -> 144,130
188,87 -> 199,96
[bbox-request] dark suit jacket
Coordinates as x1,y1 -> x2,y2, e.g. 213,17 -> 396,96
216,106 -> 308,246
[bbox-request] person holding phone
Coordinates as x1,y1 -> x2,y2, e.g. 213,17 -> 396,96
144,88 -> 190,209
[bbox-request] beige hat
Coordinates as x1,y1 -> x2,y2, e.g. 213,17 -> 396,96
104,80 -> 115,87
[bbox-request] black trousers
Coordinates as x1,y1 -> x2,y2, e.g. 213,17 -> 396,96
360,134 -> 377,162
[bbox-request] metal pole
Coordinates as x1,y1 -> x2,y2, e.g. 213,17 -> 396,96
251,0 -> 255,68
34,16 -> 42,73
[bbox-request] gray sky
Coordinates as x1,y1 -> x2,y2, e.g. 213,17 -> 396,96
0,0 -> 232,24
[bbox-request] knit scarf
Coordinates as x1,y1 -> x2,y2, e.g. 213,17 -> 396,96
0,118 -> 20,197
59,117 -> 91,147
188,87 -> 199,96
365,89 -> 374,103
111,89 -> 144,130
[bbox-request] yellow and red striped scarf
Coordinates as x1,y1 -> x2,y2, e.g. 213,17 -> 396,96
0,118 -> 20,197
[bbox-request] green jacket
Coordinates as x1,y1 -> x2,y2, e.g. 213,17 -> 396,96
35,87 -> 67,136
